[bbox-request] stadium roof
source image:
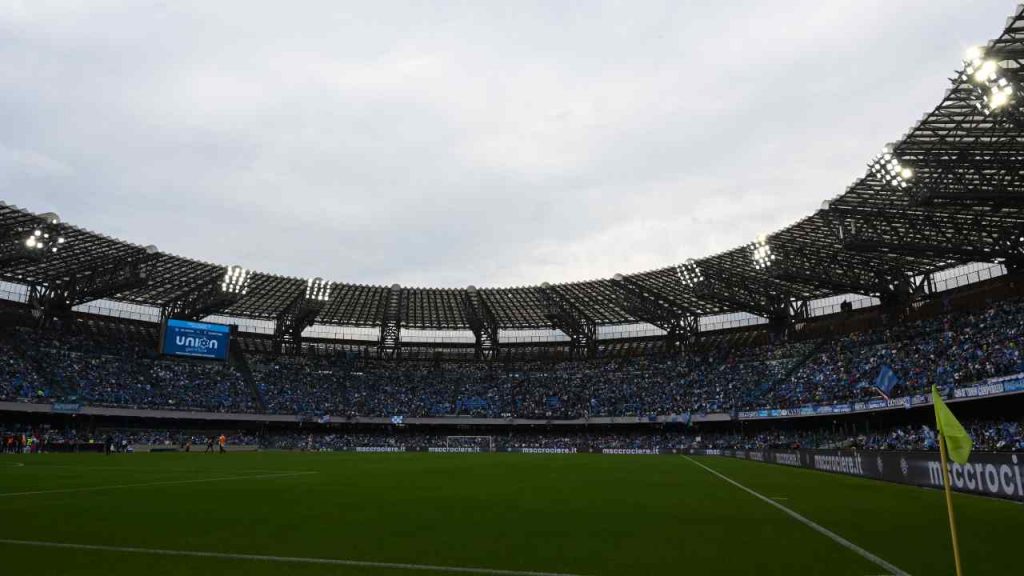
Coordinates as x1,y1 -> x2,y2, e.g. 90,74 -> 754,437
3,7 -> 1024,335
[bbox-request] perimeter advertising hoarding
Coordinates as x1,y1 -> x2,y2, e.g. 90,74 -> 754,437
688,449 -> 1024,502
160,319 -> 231,360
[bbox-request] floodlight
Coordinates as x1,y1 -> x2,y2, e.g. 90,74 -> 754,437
23,220 -> 65,255
973,60 -> 997,83
869,145 -> 913,190
306,277 -> 331,302
677,259 -> 704,287
750,236 -> 776,271
222,265 -> 251,295
991,87 -> 1010,108
961,46 -> 1018,116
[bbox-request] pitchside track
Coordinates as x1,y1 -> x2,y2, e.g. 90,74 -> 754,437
0,453 -> 1018,575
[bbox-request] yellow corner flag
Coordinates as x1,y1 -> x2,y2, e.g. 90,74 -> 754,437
932,385 -> 971,576
931,386 -> 973,465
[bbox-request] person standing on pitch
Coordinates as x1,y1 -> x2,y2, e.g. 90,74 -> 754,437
205,436 -> 214,453
218,433 -> 227,453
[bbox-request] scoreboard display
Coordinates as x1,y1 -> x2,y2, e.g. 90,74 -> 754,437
160,319 -> 231,360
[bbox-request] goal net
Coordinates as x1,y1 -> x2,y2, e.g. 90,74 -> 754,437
445,436 -> 494,452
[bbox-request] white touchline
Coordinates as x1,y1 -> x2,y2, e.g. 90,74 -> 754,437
0,471 -> 317,497
0,539 -> 588,576
682,456 -> 910,576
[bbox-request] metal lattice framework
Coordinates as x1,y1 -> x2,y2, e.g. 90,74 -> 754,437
3,7 -> 1024,351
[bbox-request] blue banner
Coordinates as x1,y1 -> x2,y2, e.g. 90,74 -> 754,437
873,364 -> 899,397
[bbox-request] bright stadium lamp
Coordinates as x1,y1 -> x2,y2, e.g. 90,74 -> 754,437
222,265 -> 251,295
869,145 -> 913,190
961,46 -> 1018,116
24,222 -> 65,254
750,235 -> 776,271
306,277 -> 332,302
677,259 -> 704,287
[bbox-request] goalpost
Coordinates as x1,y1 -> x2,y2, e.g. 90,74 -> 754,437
445,436 -> 494,452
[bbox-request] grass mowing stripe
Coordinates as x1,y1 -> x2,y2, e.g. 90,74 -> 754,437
0,471 -> 317,497
0,539 -> 589,576
683,456 -> 910,576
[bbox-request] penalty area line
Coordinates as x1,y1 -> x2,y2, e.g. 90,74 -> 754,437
682,456 -> 910,576
0,471 -> 317,497
0,539 -> 588,576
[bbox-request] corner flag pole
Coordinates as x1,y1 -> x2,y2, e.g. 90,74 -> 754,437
937,432 -> 964,576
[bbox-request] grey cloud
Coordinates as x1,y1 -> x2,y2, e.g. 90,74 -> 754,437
0,0 -> 1014,288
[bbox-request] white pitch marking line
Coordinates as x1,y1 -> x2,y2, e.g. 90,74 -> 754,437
0,539 -> 588,576
683,456 -> 909,576
0,471 -> 317,497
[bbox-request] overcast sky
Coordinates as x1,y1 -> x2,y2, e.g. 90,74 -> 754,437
0,1 -> 1016,288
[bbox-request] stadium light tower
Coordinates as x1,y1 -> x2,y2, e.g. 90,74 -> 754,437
868,144 -> 913,190
305,277 -> 332,301
960,45 -> 1017,116
676,259 -> 704,287
26,212 -> 65,254
221,265 -> 251,295
1,211 -> 66,265
750,234 -> 776,271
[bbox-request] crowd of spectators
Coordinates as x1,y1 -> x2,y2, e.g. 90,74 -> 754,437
0,328 -> 256,413
0,426 -> 259,453
245,342 -> 816,419
5,418 -> 1022,454
765,298 -> 1024,408
237,419 -> 1024,453
1,298 -> 1023,418
0,331 -> 52,402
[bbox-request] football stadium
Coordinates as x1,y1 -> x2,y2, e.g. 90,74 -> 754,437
3,3 -> 1024,575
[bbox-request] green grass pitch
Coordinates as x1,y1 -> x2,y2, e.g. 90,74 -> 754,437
0,452 -> 1018,575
